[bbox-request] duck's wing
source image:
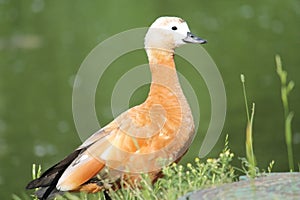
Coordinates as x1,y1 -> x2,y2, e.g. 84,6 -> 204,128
56,101 -> 176,187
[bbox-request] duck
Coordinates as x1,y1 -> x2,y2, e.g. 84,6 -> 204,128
26,16 -> 207,199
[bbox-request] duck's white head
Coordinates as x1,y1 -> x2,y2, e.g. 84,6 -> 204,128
145,16 -> 206,51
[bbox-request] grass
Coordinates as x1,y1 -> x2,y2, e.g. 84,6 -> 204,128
275,55 -> 295,171
17,55 -> 297,199
20,137 -> 235,200
240,74 -> 257,178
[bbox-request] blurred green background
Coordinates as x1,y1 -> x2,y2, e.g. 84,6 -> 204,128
0,0 -> 300,199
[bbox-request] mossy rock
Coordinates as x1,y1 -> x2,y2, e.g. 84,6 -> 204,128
179,172 -> 300,200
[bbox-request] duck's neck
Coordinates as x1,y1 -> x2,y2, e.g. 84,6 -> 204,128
146,48 -> 185,98
146,48 -> 178,85
146,48 -> 175,68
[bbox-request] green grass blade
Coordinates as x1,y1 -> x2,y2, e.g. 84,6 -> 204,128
275,55 -> 295,171
246,103 -> 257,178
240,74 -> 250,122
240,74 -> 257,177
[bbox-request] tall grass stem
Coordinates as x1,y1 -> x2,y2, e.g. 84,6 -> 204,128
241,74 -> 250,122
240,74 -> 257,177
275,55 -> 295,171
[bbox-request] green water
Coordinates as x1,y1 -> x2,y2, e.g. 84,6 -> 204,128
0,0 -> 300,199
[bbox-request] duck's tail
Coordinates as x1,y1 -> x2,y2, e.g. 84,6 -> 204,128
26,148 -> 85,200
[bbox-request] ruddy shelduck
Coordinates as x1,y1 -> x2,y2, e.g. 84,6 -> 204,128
26,16 -> 207,199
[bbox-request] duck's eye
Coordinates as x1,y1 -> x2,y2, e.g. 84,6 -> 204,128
171,26 -> 177,31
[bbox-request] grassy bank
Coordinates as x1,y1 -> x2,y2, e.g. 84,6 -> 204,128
15,55 -> 298,200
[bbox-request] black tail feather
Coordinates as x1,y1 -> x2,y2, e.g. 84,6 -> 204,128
35,186 -> 63,200
26,148 -> 86,199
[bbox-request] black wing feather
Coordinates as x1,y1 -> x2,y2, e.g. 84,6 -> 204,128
26,147 -> 87,199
